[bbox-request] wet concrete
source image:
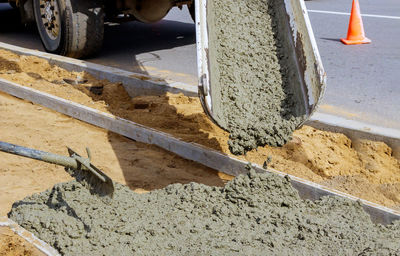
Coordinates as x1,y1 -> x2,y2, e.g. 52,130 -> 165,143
8,170 -> 400,255
207,0 -> 306,155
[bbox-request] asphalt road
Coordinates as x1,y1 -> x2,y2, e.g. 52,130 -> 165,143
306,0 -> 400,129
0,4 -> 198,84
0,1 -> 399,129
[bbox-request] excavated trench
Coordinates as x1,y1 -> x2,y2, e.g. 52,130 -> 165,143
2,90 -> 399,254
0,49 -> 399,210
8,170 -> 400,255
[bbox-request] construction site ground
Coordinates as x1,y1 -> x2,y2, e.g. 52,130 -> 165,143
0,1 -> 399,251
0,49 -> 399,221
0,89 -> 232,216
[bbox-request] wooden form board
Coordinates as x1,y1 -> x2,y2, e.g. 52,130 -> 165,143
1,78 -> 399,225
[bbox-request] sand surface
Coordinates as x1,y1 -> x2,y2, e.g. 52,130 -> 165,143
0,50 -> 399,210
9,170 -> 400,255
0,92 -> 231,216
0,226 -> 44,256
207,0 -> 305,154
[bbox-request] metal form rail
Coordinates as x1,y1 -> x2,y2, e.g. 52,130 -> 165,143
1,42 -> 398,159
1,42 -> 400,252
1,78 -> 399,227
0,217 -> 60,256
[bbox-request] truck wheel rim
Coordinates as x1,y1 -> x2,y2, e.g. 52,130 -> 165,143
39,0 -> 61,40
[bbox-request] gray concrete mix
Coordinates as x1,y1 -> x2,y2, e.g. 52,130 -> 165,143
207,0 -> 305,155
8,169 -> 400,255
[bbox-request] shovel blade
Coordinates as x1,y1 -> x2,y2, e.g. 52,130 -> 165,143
67,148 -> 115,201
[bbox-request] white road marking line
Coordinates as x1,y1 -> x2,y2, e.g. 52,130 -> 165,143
308,9 -> 400,20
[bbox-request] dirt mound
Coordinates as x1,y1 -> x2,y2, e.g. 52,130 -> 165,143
8,171 -> 400,255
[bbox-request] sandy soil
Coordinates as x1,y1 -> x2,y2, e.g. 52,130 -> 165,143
0,92 -> 231,216
0,49 -> 399,210
0,226 -> 44,256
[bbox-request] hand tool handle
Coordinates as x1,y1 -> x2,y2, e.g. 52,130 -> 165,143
0,141 -> 79,169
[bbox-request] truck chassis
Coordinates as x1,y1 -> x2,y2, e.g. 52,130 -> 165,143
3,0 -> 194,58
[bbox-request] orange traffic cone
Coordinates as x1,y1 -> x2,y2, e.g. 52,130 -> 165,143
341,0 -> 371,45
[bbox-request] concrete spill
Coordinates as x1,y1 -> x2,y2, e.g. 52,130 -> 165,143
8,170 -> 400,255
207,0 -> 306,155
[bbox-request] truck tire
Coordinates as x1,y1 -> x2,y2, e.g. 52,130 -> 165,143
33,0 -> 104,58
188,3 -> 195,23
9,2 -> 18,9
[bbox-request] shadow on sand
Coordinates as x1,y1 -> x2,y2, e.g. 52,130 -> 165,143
0,4 -> 228,190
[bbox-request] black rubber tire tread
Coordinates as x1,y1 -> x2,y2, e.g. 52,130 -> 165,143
61,0 -> 104,58
188,3 -> 195,23
34,0 -> 104,58
9,1 -> 17,9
